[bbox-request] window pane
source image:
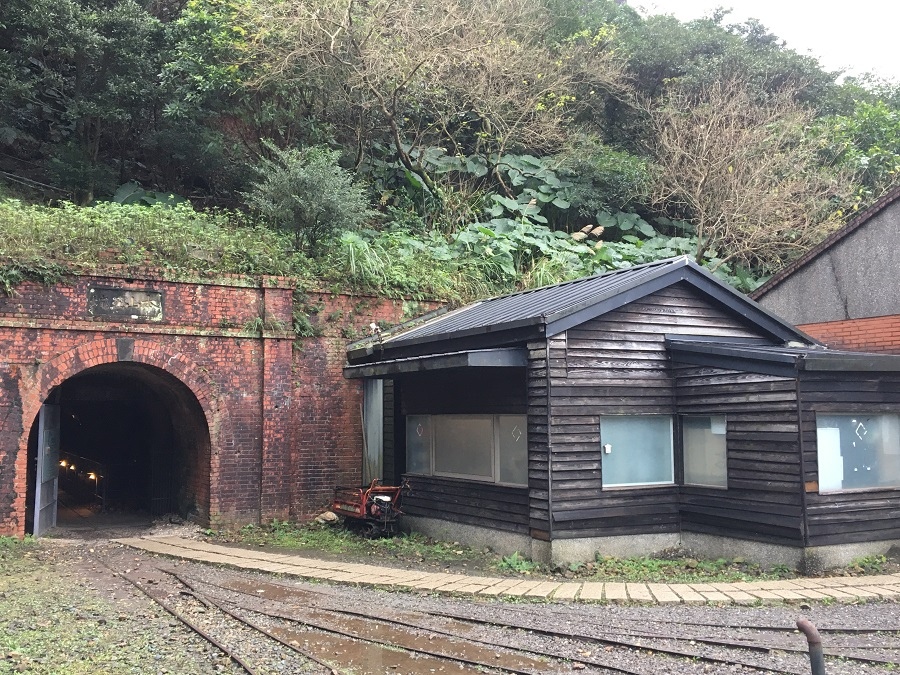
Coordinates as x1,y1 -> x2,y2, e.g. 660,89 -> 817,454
601,416 -> 673,487
434,416 -> 493,479
683,416 -> 727,488
818,414 -> 900,492
406,415 -> 432,475
498,415 -> 528,485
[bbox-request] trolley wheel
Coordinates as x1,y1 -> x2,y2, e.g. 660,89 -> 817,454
361,521 -> 382,538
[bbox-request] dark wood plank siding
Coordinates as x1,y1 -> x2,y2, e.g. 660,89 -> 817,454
675,366 -> 804,545
402,475 -> 529,534
386,367 -> 527,486
528,340 -> 550,538
548,282 -> 777,540
387,368 -> 530,531
399,369 -> 527,415
800,372 -> 900,546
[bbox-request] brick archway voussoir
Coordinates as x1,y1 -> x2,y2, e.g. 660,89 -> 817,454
32,338 -> 220,433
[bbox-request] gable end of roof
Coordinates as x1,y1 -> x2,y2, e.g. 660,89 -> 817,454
752,185 -> 900,300
347,256 -> 816,365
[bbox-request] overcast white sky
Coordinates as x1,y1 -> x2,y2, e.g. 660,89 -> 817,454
639,1 -> 900,82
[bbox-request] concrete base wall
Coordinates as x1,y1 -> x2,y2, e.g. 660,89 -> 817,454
684,533 -> 900,573
405,517 -> 682,565
403,517 -> 899,572
539,533 -> 680,566
402,516 -> 533,558
681,533 -> 803,570
799,539 -> 900,575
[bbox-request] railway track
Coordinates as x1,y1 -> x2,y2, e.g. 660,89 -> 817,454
98,547 -> 900,674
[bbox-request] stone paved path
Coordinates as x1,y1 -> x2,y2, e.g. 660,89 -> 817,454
116,535 -> 900,605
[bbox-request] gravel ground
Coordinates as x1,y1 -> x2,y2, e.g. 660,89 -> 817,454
3,523 -> 900,674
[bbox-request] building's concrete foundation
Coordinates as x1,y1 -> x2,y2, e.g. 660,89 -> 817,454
403,516 -> 900,572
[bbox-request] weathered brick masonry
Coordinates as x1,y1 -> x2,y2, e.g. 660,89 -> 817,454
0,269 -> 437,537
292,294 -> 438,519
799,315 -> 900,354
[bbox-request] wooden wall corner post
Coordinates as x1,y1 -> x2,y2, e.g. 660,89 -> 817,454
796,375 -> 810,548
545,339 -> 554,543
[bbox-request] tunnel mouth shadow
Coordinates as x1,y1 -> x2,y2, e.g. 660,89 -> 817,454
26,362 -> 211,536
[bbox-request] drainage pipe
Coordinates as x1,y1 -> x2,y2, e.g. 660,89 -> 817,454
796,617 -> 826,675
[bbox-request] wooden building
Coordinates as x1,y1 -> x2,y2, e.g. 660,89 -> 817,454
345,257 -> 900,571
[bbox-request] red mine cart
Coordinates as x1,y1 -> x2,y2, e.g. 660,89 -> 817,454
331,478 -> 410,537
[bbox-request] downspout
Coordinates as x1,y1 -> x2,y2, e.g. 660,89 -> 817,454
545,339 -> 554,542
795,359 -> 810,549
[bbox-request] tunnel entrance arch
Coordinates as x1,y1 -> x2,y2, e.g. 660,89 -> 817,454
25,362 -> 211,534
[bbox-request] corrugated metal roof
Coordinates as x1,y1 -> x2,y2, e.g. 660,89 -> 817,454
346,255 -> 814,365
381,257 -> 685,345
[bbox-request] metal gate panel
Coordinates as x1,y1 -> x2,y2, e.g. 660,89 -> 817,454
363,379 -> 384,483
33,404 -> 61,537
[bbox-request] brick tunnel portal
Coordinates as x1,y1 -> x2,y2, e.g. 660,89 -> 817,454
25,362 -> 211,533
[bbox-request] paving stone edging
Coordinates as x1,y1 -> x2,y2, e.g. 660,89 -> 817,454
116,536 -> 900,605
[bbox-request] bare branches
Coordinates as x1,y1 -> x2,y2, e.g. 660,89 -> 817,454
649,77 -> 851,271
242,0 -> 627,161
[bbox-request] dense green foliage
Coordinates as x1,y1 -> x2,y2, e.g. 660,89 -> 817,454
1,199 -> 294,274
813,99 -> 900,207
1,0 -> 898,301
243,143 -> 374,254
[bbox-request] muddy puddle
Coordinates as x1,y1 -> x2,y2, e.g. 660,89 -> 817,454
220,577 -> 565,673
223,577 -> 323,605
270,624 -> 478,673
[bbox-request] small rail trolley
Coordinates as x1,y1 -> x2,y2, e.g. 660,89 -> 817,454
331,478 -> 410,536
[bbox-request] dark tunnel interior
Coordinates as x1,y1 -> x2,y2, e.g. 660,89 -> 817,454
25,362 -> 210,533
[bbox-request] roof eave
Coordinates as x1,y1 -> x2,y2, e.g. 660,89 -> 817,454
343,347 -> 529,379
799,352 -> 900,372
346,321 -> 547,365
665,337 -> 801,377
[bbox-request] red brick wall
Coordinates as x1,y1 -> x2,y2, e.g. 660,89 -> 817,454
290,294 -> 439,519
799,315 -> 900,354
0,270 -> 440,535
0,270 -> 295,536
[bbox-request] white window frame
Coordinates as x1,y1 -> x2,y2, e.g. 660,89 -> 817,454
600,415 -> 675,489
816,413 -> 900,493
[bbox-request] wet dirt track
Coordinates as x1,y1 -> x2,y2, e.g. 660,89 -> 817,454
88,542 -> 900,675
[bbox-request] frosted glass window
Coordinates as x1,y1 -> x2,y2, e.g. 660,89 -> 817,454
434,416 -> 494,479
601,416 -> 674,487
406,415 -> 432,474
683,416 -> 727,488
817,414 -> 900,492
404,414 -> 528,486
498,415 -> 528,485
